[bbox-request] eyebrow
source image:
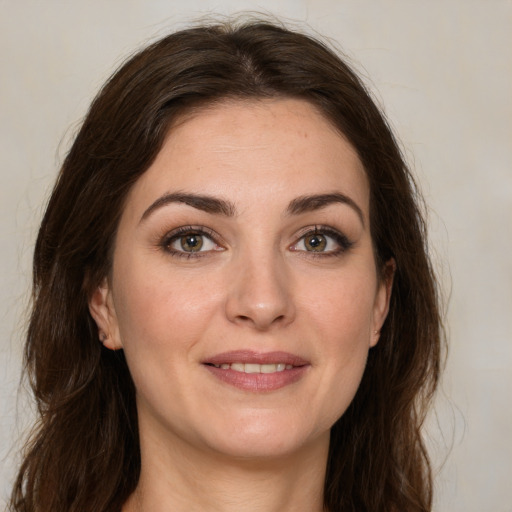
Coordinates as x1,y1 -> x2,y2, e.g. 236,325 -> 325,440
286,193 -> 365,226
140,192 -> 236,222
140,191 -> 365,226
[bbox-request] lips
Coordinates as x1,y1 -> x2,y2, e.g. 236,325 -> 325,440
210,362 -> 294,373
204,350 -> 308,366
202,350 -> 310,391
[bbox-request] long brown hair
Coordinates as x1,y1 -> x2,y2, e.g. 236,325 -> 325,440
11,18 -> 443,512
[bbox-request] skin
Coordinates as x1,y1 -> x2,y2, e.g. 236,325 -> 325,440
89,98 -> 393,512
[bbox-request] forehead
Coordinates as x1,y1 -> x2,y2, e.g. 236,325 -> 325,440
123,98 -> 369,220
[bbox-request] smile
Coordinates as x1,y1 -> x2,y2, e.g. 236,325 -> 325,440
208,363 -> 294,373
203,351 -> 309,391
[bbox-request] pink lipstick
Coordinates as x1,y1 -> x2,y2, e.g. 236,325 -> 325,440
202,350 -> 310,391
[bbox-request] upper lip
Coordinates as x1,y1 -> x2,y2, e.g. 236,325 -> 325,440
203,350 -> 309,366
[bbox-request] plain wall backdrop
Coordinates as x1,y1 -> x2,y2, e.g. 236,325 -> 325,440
1,1 -> 511,510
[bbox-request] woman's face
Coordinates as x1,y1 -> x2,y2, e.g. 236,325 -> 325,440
90,98 -> 392,460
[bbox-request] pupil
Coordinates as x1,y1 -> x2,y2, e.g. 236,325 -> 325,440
181,234 -> 203,252
186,235 -> 198,247
306,234 -> 326,251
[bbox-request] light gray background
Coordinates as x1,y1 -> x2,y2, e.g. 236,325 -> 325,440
1,1 -> 511,510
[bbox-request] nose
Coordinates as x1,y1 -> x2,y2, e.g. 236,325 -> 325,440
225,252 -> 295,331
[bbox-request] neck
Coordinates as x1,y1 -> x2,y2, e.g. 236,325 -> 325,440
123,427 -> 329,512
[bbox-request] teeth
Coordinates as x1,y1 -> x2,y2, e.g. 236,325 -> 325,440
211,363 -> 295,373
244,363 -> 260,374
261,364 -> 277,373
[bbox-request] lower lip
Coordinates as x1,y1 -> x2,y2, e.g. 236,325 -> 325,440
204,365 -> 309,391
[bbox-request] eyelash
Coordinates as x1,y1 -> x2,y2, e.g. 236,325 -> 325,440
161,225 -> 222,260
291,225 -> 354,258
160,225 -> 354,259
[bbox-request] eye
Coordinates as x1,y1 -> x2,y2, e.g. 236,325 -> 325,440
163,227 -> 223,257
303,232 -> 328,252
291,227 -> 353,255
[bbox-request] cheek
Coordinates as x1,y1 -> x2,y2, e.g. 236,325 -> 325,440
110,262 -> 225,416
301,268 -> 377,343
298,268 -> 377,417
112,260 -> 224,356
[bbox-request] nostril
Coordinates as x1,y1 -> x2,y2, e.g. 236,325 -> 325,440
236,313 -> 287,328
226,282 -> 296,329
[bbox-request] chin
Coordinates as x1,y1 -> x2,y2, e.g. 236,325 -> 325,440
199,411 -> 329,461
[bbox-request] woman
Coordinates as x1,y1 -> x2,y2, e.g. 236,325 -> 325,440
10,18 -> 442,512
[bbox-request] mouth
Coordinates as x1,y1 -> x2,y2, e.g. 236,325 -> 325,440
206,362 -> 295,373
202,351 -> 310,391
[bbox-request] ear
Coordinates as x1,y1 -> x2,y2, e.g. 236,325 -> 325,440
370,259 -> 396,347
88,278 -> 123,351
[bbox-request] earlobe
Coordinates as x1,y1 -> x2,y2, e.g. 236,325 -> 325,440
370,258 -> 396,347
88,279 -> 123,351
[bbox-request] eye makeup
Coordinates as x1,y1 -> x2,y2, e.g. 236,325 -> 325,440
159,225 -> 224,259
157,222 -> 354,262
289,225 -> 354,258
